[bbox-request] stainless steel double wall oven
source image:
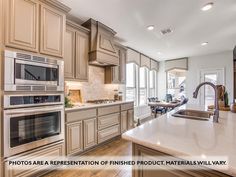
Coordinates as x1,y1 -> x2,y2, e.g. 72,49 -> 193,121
3,50 -> 65,157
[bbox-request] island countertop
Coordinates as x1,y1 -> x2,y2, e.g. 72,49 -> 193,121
122,104 -> 236,176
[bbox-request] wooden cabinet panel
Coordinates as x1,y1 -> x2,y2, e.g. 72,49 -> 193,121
5,0 -> 39,52
121,102 -> 134,111
75,31 -> 89,80
66,121 -> 83,155
119,47 -> 126,84
84,118 -> 97,149
120,111 -> 128,133
127,109 -> 134,130
64,26 -> 75,79
4,142 -> 64,177
133,144 -> 230,177
98,113 -> 120,130
98,105 -> 120,116
40,3 -> 65,57
66,108 -> 97,123
105,45 -> 126,84
98,125 -> 120,143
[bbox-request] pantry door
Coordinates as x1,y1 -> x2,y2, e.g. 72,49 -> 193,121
199,68 -> 225,106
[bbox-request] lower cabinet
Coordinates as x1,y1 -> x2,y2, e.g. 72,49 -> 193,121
4,142 -> 64,177
98,125 -> 120,143
65,102 -> 134,156
66,121 -> 83,155
84,118 -> 97,149
133,143 -> 230,177
127,109 -> 134,130
121,111 -> 128,133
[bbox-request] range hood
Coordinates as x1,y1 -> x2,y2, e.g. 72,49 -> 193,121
82,18 -> 119,66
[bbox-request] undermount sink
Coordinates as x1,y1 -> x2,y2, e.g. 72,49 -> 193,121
172,109 -> 213,121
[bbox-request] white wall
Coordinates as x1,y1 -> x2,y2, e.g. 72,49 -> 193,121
158,51 -> 234,104
157,61 -> 167,100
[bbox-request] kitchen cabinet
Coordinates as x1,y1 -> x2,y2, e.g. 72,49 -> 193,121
4,142 -> 64,177
66,121 -> 83,155
65,102 -> 134,155
5,0 -> 70,57
105,44 -> 127,84
133,143 -> 230,177
64,20 -> 89,81
5,0 -> 39,52
40,3 -> 65,57
84,118 -> 97,149
121,102 -> 134,131
127,109 -> 134,130
75,30 -> 89,80
120,111 -> 128,133
64,26 -> 75,78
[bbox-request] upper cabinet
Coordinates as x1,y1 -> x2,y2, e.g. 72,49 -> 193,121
5,0 -> 39,52
40,3 -> 65,57
64,20 -> 89,81
5,0 -> 70,58
105,44 -> 127,84
82,18 -> 119,66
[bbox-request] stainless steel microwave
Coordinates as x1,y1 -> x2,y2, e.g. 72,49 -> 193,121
4,50 -> 64,92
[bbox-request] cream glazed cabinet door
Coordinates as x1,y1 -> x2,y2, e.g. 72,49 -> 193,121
66,121 -> 83,155
120,111 -> 128,133
84,118 -> 97,149
64,26 -> 75,79
5,0 -> 39,52
75,31 -> 89,81
127,109 -> 134,130
40,3 -> 65,57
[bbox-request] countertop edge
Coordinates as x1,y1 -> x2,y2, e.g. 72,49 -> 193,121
65,101 -> 134,112
122,130 -> 236,177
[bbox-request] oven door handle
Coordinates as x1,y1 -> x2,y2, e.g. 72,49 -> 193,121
5,106 -> 64,116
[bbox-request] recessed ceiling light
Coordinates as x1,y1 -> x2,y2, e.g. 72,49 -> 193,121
147,25 -> 154,31
157,52 -> 162,55
201,2 -> 214,11
201,42 -> 208,46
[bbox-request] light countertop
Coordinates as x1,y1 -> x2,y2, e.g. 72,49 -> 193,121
122,104 -> 236,176
65,101 -> 134,112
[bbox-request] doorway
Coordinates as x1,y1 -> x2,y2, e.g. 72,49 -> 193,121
200,68 -> 225,106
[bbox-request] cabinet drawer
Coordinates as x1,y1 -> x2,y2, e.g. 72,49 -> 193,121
4,142 -> 64,177
66,108 -> 96,123
98,113 -> 120,130
98,105 -> 120,116
98,125 -> 120,143
121,102 -> 134,111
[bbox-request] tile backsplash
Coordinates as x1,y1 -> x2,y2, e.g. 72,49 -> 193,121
65,65 -> 125,102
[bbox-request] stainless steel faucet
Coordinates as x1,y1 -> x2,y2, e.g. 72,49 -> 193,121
193,82 -> 219,123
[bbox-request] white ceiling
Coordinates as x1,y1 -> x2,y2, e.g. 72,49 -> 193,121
60,0 -> 236,61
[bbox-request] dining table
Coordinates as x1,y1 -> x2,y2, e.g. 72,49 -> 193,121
148,101 -> 182,118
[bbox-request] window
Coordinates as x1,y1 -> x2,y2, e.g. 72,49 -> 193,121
139,67 -> 148,105
126,63 -> 138,105
149,70 -> 157,97
167,69 -> 186,98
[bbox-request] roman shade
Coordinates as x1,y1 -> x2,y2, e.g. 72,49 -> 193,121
126,48 -> 140,65
165,58 -> 188,71
150,59 -> 159,71
140,54 -> 150,69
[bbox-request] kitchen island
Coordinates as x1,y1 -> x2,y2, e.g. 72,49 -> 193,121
122,104 -> 236,177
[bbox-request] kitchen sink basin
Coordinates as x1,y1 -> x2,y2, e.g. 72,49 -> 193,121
172,109 -> 213,121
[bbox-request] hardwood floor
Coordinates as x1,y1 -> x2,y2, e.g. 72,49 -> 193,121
43,138 -> 132,177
